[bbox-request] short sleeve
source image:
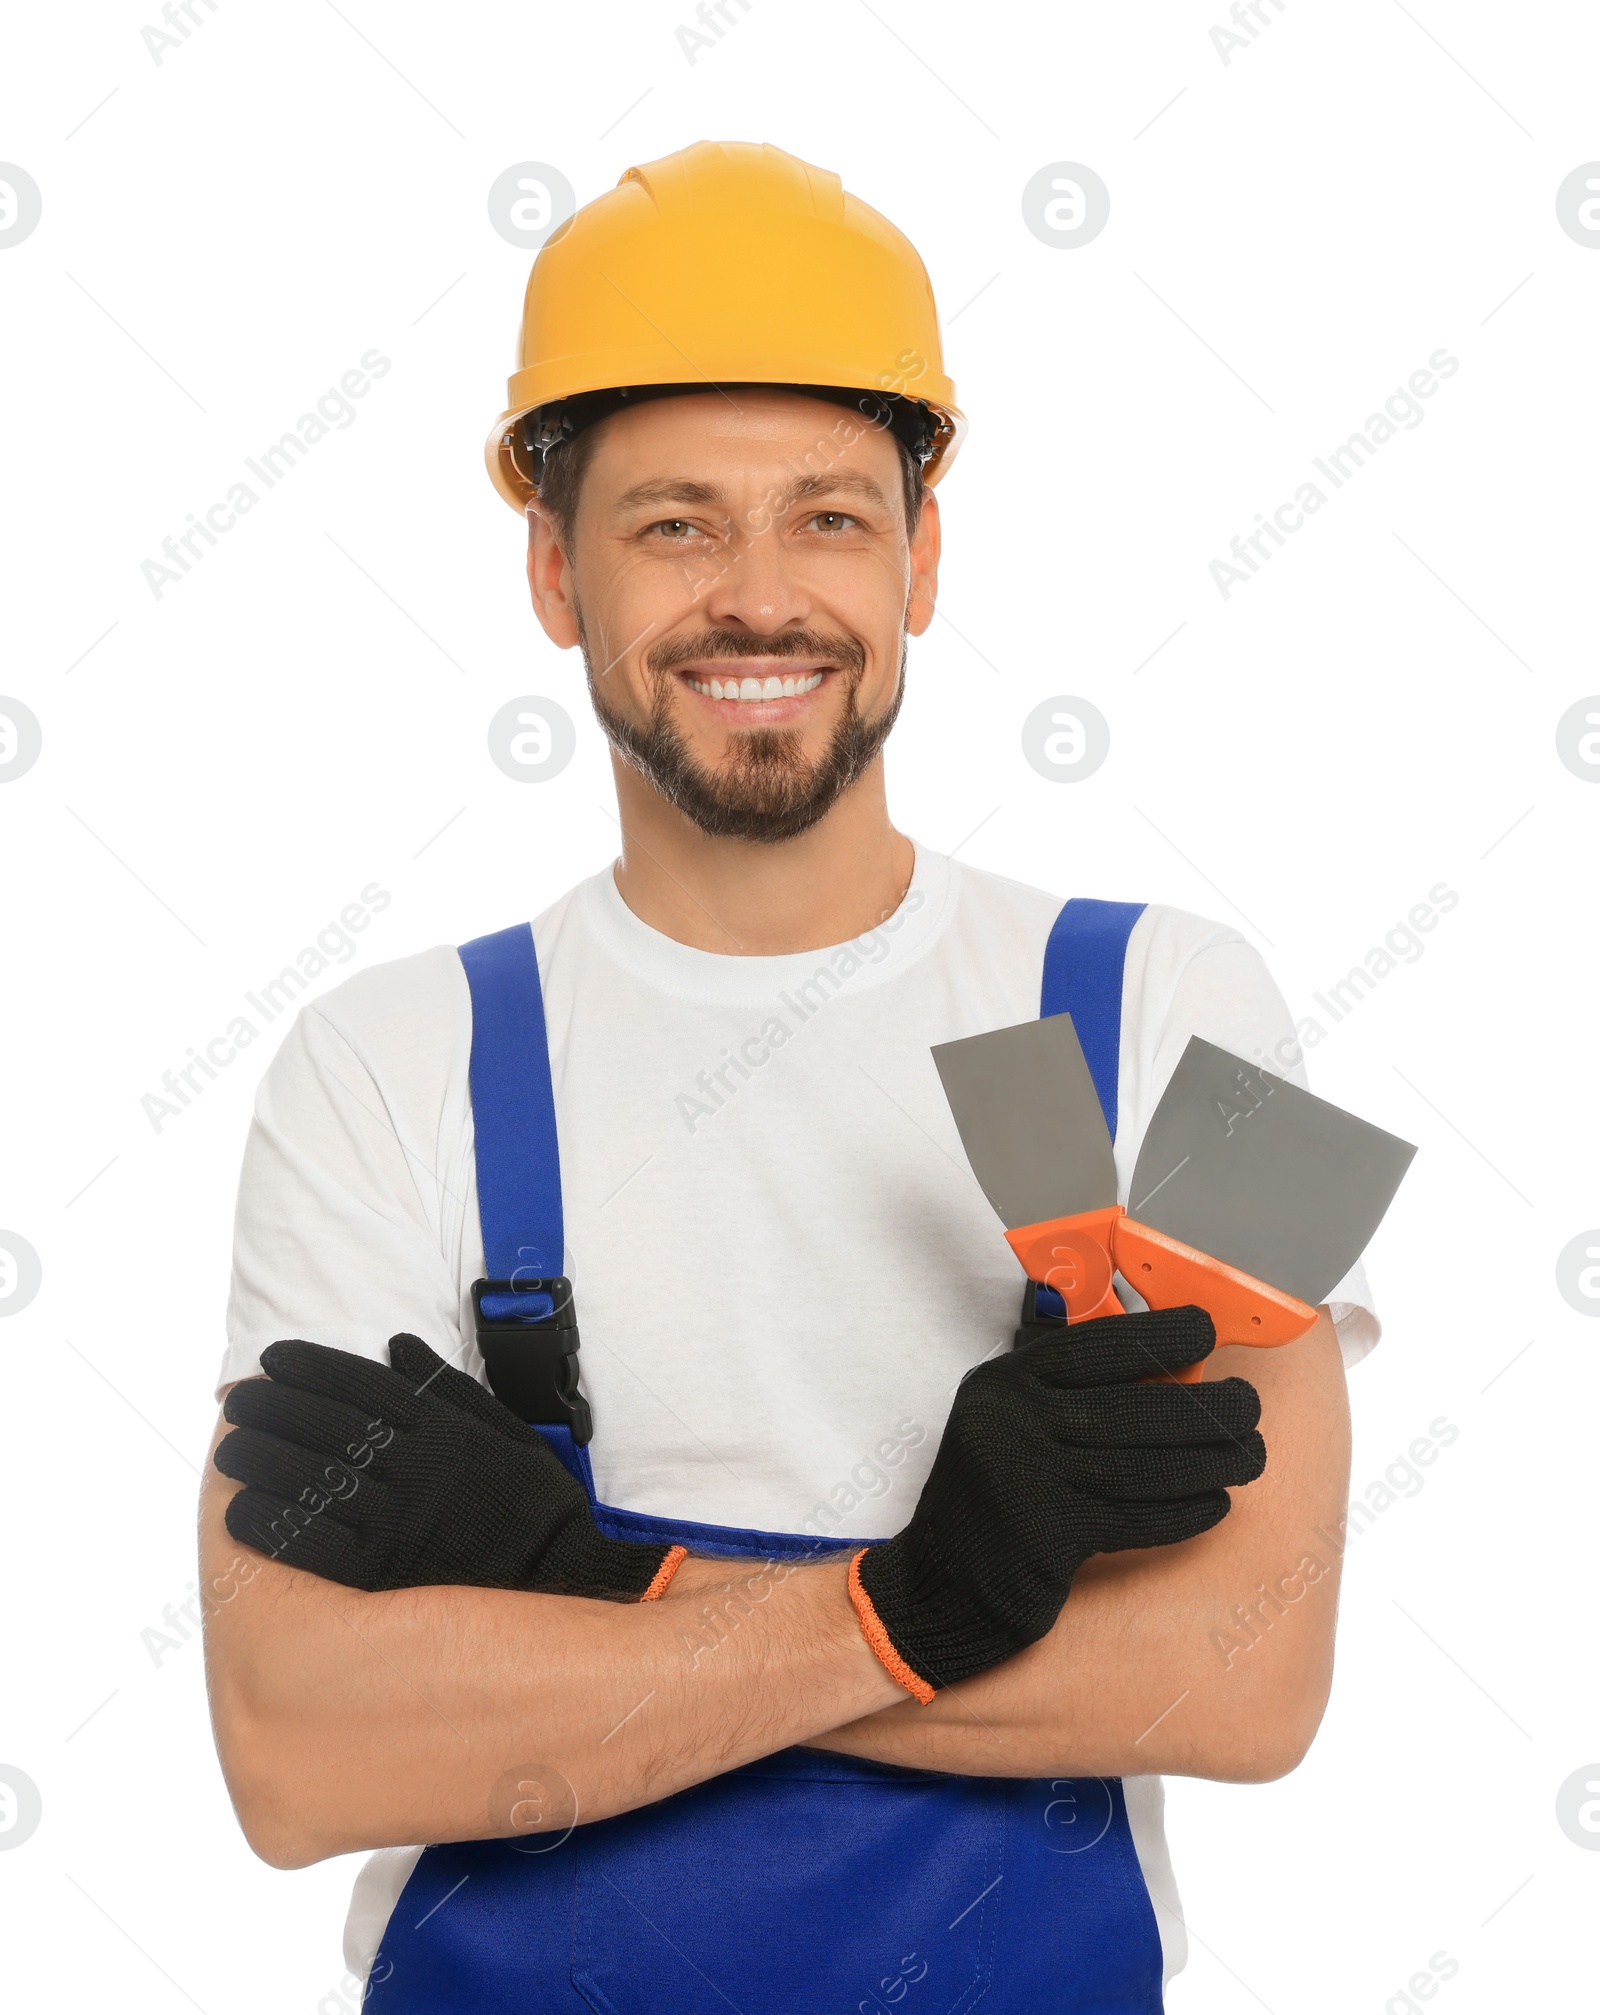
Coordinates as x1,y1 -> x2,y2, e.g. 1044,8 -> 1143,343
219,953 -> 476,1395
1117,909 -> 1381,1371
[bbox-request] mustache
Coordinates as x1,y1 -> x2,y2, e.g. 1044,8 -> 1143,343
645,628 -> 867,678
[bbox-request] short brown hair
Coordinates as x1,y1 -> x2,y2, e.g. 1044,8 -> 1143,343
533,395 -> 926,551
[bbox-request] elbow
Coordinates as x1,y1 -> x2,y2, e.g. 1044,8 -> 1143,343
1210,1672 -> 1333,1783
1215,1716 -> 1320,1783
219,1725 -> 342,1869
209,1681 -> 345,1870
239,1804 -> 330,1872
227,1750 -> 349,1868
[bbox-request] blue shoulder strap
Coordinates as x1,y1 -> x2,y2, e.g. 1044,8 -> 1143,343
458,923 -> 596,1481
1040,897 -> 1145,1142
455,899 -> 1145,1471
458,923 -> 564,1299
460,901 -> 1141,1266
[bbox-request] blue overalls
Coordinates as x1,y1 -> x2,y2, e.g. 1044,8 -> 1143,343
364,898 -> 1168,2013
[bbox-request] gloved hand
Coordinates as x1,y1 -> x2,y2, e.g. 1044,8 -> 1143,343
215,1334 -> 686,1600
849,1305 -> 1265,1701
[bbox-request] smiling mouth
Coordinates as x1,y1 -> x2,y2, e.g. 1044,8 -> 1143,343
682,669 -> 828,702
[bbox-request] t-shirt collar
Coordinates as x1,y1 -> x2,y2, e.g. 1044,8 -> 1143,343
578,843 -> 954,1006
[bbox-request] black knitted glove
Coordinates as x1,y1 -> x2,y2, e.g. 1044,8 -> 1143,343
849,1306 -> 1265,1700
216,1334 -> 685,1600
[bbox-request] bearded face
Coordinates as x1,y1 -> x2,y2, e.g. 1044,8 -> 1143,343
584,621 -> 906,845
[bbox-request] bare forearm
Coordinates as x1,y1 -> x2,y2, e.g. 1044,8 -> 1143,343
201,1447 -> 898,1866
203,1315 -> 1350,1860
813,1314 -> 1353,1782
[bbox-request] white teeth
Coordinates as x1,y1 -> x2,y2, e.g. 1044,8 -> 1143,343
685,670 -> 826,700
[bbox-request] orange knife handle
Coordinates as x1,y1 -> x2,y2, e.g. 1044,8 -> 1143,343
1110,1216 -> 1319,1351
1004,1207 -> 1126,1323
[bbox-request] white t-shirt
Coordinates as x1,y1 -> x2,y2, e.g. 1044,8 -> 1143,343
221,847 -> 1378,1986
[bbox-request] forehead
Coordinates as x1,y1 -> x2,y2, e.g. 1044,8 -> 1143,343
582,387 -> 900,493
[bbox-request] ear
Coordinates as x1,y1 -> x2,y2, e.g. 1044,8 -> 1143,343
905,490 -> 941,639
526,506 -> 581,649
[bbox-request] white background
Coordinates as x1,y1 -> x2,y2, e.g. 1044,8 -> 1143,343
2,2 -> 1597,2008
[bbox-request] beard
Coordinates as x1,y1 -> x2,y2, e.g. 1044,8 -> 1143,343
581,621 -> 905,844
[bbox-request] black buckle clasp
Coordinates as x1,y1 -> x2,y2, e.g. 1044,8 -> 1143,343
471,1276 -> 593,1444
1018,1278 -> 1069,1339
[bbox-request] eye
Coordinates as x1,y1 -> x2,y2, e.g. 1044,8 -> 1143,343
645,518 -> 707,542
804,510 -> 860,534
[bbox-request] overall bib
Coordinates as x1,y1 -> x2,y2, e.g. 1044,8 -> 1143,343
364,899 -> 1167,2014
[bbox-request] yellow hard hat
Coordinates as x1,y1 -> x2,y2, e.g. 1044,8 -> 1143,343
486,140 -> 964,512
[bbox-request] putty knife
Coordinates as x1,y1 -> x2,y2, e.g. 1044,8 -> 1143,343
933,1015 -> 1414,1380
1129,1037 -> 1416,1307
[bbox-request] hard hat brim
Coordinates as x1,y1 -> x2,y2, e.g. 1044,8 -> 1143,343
486,383 -> 965,514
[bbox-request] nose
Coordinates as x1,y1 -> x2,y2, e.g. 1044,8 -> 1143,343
696,522 -> 812,637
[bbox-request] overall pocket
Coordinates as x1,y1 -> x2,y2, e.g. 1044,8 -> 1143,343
571,1750 -> 1003,2015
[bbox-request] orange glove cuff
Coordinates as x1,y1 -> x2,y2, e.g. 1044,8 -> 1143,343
640,1544 -> 688,1601
847,1549 -> 936,1705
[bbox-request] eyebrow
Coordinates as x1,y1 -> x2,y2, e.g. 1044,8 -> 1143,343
612,468 -> 893,517
613,478 -> 727,513
784,470 -> 892,512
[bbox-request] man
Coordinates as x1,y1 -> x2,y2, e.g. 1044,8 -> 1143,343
202,142 -> 1368,2012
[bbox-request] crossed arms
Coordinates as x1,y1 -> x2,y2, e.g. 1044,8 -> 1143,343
201,1314 -> 1350,1869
